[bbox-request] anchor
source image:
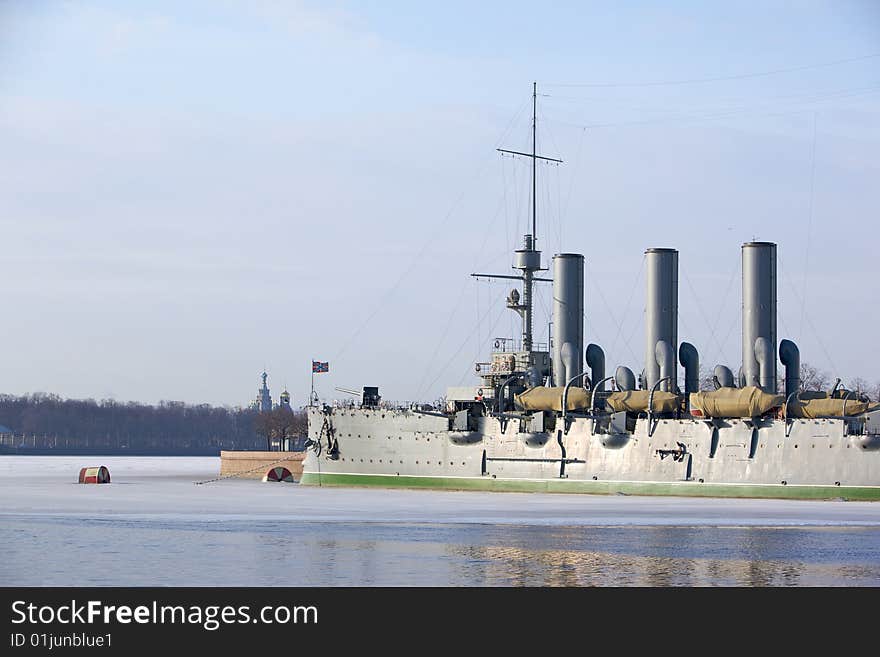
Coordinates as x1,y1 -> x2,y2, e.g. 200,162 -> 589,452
656,441 -> 688,462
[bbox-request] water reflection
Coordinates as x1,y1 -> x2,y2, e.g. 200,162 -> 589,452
452,543 -> 805,586
445,526 -> 880,586
3,516 -> 879,586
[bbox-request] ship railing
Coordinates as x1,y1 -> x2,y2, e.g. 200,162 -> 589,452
328,398 -> 446,414
489,338 -> 548,353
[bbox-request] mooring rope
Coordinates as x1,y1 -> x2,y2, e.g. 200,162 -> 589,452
193,454 -> 302,485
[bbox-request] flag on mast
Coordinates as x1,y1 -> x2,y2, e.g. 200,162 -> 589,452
312,361 -> 329,373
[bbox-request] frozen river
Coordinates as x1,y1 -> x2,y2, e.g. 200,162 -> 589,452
2,456 -> 879,586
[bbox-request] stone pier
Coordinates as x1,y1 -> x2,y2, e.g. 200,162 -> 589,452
219,450 -> 306,480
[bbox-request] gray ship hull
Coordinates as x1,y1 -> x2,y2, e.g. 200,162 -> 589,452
301,407 -> 880,500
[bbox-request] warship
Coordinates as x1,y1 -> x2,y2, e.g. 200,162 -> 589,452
301,84 -> 880,500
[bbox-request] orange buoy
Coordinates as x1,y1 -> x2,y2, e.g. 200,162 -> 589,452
262,466 -> 295,483
78,466 -> 111,484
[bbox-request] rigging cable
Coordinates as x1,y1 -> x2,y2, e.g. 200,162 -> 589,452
423,283 -> 505,394
586,258 -> 643,368
560,126 -> 588,244
419,185 -> 512,398
543,86 -> 880,131
707,257 -> 742,372
682,267 -> 729,367
537,107 -> 565,254
475,274 -> 481,367
778,252 -> 839,376
331,95 -> 531,363
415,276 -> 471,400
800,112 -> 818,339
704,258 -> 740,369
603,255 -> 646,370
456,296 -> 510,387
535,281 -> 553,348
543,53 -> 880,88
501,148 -> 511,256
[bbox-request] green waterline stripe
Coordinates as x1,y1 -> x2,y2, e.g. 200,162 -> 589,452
298,472 -> 880,500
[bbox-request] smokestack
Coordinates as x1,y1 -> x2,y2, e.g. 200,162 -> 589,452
779,339 -> 800,401
742,242 -> 777,392
645,248 -> 678,392
552,254 -> 584,386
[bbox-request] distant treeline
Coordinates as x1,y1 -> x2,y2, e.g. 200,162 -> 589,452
0,393 -> 307,452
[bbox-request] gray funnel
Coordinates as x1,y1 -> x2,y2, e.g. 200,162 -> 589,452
644,248 -> 678,392
741,242 -> 777,392
552,254 -> 584,386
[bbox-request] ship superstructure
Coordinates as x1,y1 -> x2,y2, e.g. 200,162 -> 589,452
300,85 -> 880,500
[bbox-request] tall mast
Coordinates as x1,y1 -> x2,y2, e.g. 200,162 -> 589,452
532,80 -> 537,243
473,83 -> 561,353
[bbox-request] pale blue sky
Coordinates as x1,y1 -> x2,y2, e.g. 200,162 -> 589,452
1,1 -> 878,406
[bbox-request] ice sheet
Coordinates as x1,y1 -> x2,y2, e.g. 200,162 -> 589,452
2,455 -> 879,527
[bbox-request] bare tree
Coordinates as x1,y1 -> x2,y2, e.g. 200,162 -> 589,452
254,411 -> 274,451
293,410 -> 307,435
269,406 -> 298,451
698,365 -> 716,391
851,377 -> 871,398
799,362 -> 830,392
0,393 -> 266,452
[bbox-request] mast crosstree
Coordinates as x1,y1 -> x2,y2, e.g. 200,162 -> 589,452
472,82 -> 562,353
